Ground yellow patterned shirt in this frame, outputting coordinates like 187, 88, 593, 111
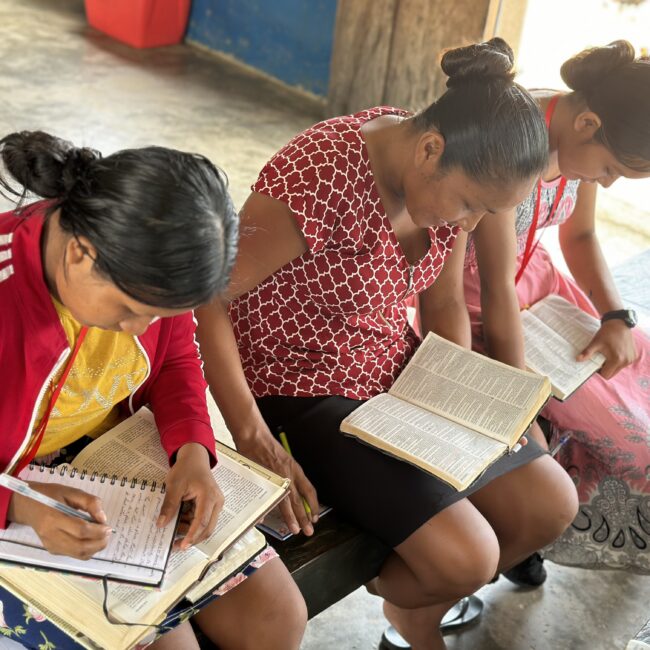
34, 300, 149, 458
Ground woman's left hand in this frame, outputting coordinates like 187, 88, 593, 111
157, 442, 224, 550
577, 319, 637, 379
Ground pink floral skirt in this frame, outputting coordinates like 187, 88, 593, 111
464, 244, 650, 573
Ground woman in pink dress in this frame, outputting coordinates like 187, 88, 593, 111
463, 41, 650, 578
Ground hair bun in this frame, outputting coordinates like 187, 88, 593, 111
62, 146, 101, 195
442, 37, 515, 88
1, 131, 77, 199
561, 40, 635, 92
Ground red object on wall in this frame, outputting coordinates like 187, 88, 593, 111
84, 0, 191, 49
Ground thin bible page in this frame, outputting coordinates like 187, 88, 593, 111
341, 393, 507, 488
529, 294, 601, 351
195, 451, 284, 558
390, 334, 546, 443
522, 308, 602, 397
69, 408, 169, 483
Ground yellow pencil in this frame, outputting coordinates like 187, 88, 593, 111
278, 431, 313, 517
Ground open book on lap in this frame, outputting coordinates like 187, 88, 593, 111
522, 294, 605, 401
0, 408, 289, 650
340, 333, 551, 491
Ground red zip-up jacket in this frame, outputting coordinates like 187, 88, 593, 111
0, 204, 217, 527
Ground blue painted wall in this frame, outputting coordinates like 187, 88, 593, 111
186, 0, 337, 96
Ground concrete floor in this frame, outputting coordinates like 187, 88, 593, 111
0, 1, 648, 649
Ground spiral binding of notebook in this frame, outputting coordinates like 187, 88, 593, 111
27, 462, 166, 493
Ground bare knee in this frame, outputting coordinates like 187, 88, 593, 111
404, 510, 500, 600
431, 528, 500, 597
519, 458, 579, 548
237, 574, 307, 650
195, 559, 307, 650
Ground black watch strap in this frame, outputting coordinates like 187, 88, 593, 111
600, 309, 638, 328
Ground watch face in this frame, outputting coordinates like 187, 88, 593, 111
626, 310, 638, 327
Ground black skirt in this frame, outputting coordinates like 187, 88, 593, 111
256, 394, 545, 548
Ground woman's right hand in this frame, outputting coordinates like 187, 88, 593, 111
236, 424, 319, 537
8, 482, 112, 560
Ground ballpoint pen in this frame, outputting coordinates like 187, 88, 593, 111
0, 473, 111, 529
550, 434, 572, 457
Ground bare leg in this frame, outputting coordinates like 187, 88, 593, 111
193, 558, 307, 650
369, 499, 499, 650
468, 455, 578, 573
373, 456, 577, 650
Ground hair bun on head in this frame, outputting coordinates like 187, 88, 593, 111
561, 40, 635, 92
0, 130, 100, 200
442, 37, 515, 88
62, 146, 101, 195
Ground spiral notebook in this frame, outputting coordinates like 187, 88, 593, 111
0, 463, 178, 586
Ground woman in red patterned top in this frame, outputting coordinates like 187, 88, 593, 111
197, 39, 578, 649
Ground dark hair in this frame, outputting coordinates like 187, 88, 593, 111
0, 131, 238, 308
560, 40, 650, 172
412, 38, 548, 184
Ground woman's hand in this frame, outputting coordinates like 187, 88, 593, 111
577, 319, 637, 379
8, 482, 112, 560
236, 424, 319, 537
158, 443, 224, 550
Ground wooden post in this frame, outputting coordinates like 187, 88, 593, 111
326, 0, 398, 117
327, 0, 529, 116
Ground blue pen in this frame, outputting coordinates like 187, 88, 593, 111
550, 434, 572, 457
0, 473, 110, 529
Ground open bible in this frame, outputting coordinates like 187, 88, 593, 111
521, 294, 605, 400
340, 333, 551, 490
0, 408, 289, 650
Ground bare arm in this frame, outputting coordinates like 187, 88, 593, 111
473, 210, 527, 369
196, 192, 318, 535
472, 212, 543, 447
418, 230, 471, 348
558, 182, 622, 314
558, 182, 637, 378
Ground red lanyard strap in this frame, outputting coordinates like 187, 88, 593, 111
515, 95, 567, 286
15, 326, 89, 475
515, 176, 567, 285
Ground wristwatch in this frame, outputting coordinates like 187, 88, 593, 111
600, 309, 638, 328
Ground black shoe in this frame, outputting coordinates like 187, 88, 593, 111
378, 596, 484, 649
502, 552, 547, 587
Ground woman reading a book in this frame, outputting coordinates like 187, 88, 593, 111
0, 132, 306, 650
461, 41, 650, 580
196, 39, 579, 650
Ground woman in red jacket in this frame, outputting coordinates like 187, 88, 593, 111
0, 131, 306, 650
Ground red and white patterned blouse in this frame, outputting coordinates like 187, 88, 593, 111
230, 107, 459, 400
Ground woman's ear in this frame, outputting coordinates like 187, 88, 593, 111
415, 131, 445, 171
64, 235, 97, 271
573, 111, 602, 140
